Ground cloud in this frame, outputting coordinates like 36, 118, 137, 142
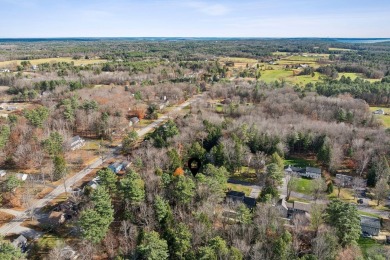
187, 1, 230, 16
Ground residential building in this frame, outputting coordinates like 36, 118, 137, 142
129, 117, 140, 127
12, 235, 27, 252
70, 136, 85, 151
226, 190, 257, 210
361, 216, 381, 236
0, 170, 6, 178
373, 109, 385, 115
336, 174, 354, 188
16, 173, 28, 181
277, 197, 312, 219
285, 165, 322, 179
108, 162, 123, 174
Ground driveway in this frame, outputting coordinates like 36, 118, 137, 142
227, 179, 261, 199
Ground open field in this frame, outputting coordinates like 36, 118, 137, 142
369, 106, 390, 128
0, 57, 107, 68
219, 57, 258, 64
226, 183, 252, 196
338, 72, 382, 83
294, 178, 314, 195
329, 47, 353, 51
284, 155, 318, 167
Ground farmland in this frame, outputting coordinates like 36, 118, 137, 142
0, 57, 106, 68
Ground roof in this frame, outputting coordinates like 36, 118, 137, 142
226, 190, 245, 198
244, 197, 257, 208
288, 201, 311, 212
360, 216, 381, 229
305, 167, 321, 174
130, 117, 140, 122
71, 135, 82, 144
0, 170, 6, 177
12, 235, 27, 247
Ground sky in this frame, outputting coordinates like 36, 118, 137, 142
0, 0, 389, 38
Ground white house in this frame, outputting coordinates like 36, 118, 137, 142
285, 165, 322, 179
70, 136, 85, 151
373, 109, 385, 115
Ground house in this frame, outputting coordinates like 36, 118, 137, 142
277, 197, 311, 219
0, 170, 6, 178
285, 165, 322, 179
70, 136, 85, 151
361, 216, 381, 236
286, 201, 311, 218
108, 162, 123, 174
12, 235, 27, 252
0, 69, 10, 73
129, 117, 140, 127
31, 65, 38, 71
373, 109, 385, 115
226, 190, 257, 209
336, 174, 354, 188
16, 173, 28, 181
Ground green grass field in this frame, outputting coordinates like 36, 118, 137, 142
357, 237, 380, 258
284, 156, 317, 167
294, 178, 314, 195
358, 210, 382, 219
226, 183, 252, 196
0, 57, 107, 67
369, 106, 390, 128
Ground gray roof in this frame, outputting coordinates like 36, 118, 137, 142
305, 167, 321, 174
71, 135, 82, 143
12, 235, 27, 247
360, 216, 381, 229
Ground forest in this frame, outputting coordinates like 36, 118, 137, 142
0, 38, 390, 259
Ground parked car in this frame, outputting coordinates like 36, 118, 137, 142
357, 198, 364, 204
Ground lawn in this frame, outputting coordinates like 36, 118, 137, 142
230, 167, 258, 183
226, 183, 252, 196
294, 178, 314, 195
259, 69, 292, 83
358, 210, 382, 219
369, 106, 390, 128
357, 237, 381, 258
284, 156, 317, 167
328, 188, 355, 201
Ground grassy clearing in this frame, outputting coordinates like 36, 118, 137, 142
260, 69, 292, 83
220, 57, 258, 64
230, 168, 258, 183
369, 106, 390, 128
358, 211, 382, 219
0, 57, 106, 67
357, 237, 379, 258
226, 183, 252, 196
329, 47, 353, 51
294, 178, 314, 195
328, 188, 355, 201
284, 156, 317, 167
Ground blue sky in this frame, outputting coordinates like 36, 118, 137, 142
0, 0, 389, 38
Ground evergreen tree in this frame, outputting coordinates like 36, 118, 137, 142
137, 231, 169, 260
324, 200, 361, 246
119, 170, 145, 206
97, 168, 117, 195
0, 236, 25, 260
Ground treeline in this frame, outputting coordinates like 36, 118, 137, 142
308, 77, 390, 105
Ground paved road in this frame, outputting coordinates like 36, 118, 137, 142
0, 93, 204, 237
